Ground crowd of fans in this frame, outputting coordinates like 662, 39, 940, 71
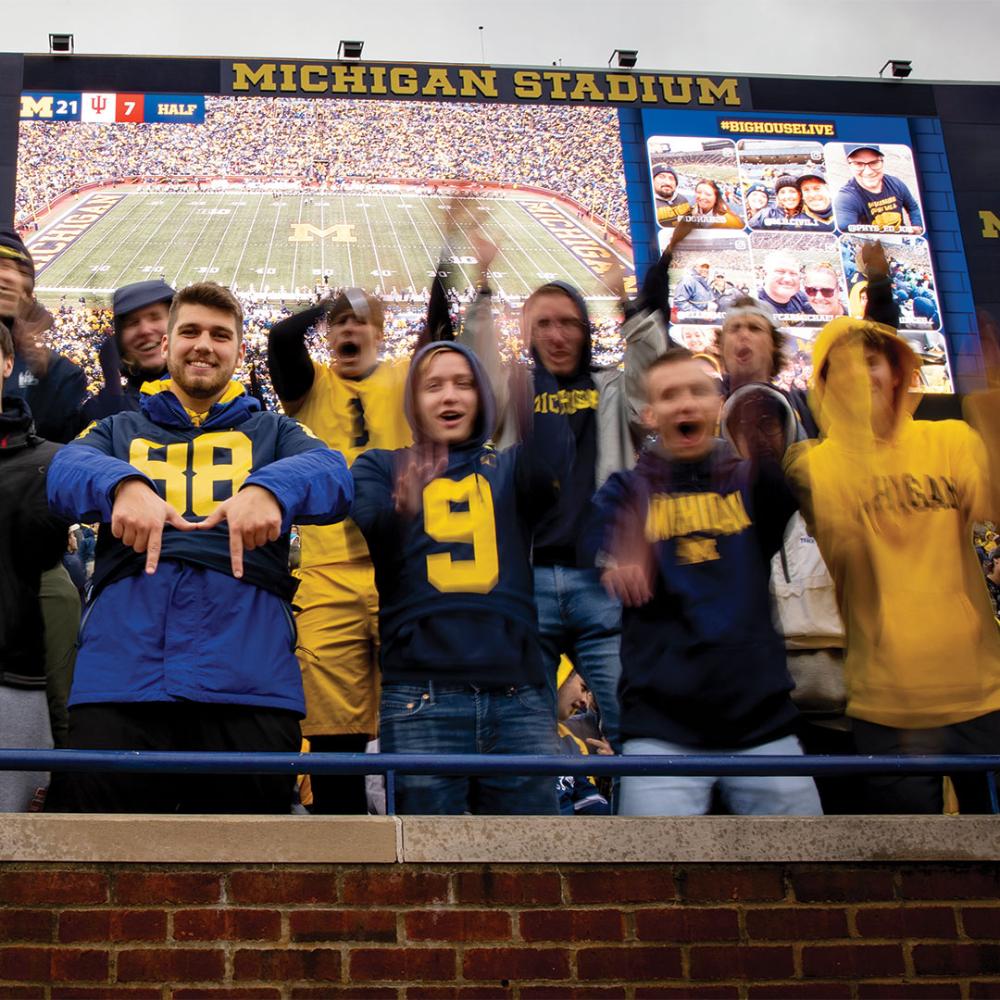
16, 97, 630, 234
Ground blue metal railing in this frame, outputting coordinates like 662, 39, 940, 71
1, 750, 998, 815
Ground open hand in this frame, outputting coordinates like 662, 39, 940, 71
393, 444, 448, 518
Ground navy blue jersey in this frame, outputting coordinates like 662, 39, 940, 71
589, 441, 799, 749
834, 175, 923, 231
49, 379, 352, 601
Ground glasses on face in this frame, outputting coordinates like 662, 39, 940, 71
535, 316, 587, 334
849, 158, 883, 172
804, 286, 838, 297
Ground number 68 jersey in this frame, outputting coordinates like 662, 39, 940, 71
351, 441, 562, 690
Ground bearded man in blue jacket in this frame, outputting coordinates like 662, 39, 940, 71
45, 282, 353, 814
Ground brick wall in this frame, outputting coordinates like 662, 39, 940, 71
2, 862, 999, 997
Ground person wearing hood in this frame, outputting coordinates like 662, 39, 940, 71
81, 280, 174, 423
44, 283, 354, 814
587, 347, 821, 816
0, 319, 69, 810
350, 340, 572, 815
0, 230, 86, 443
785, 317, 1000, 814
457, 233, 672, 749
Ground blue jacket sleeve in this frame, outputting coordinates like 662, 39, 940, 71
46, 418, 156, 522
243, 415, 353, 530
349, 450, 397, 542
833, 186, 862, 228
901, 179, 923, 228
581, 470, 632, 567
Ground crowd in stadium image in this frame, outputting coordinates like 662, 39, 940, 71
2, 199, 999, 820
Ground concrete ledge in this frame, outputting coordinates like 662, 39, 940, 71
0, 814, 400, 863
2, 814, 998, 864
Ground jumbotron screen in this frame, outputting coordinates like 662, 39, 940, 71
15, 92, 634, 407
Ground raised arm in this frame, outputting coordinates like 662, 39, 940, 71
266, 303, 325, 416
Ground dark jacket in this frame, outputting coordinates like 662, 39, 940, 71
7, 351, 87, 443
0, 397, 68, 687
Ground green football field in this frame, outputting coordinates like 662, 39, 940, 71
30, 189, 632, 304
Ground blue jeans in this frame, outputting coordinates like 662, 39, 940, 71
534, 565, 623, 746
379, 681, 558, 815
619, 734, 823, 816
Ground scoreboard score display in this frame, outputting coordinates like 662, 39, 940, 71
0, 53, 995, 395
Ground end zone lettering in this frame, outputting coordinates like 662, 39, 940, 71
27, 194, 126, 271
718, 118, 836, 137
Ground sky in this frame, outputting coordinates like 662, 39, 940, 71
3, 0, 1000, 83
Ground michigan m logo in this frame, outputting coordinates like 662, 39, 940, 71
979, 210, 1000, 239
20, 95, 53, 119
288, 223, 357, 244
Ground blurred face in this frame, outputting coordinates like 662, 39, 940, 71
415, 350, 479, 445
0, 344, 12, 400
776, 186, 801, 212
695, 182, 717, 213
165, 302, 245, 409
848, 151, 885, 193
800, 179, 831, 213
557, 672, 590, 722
721, 314, 775, 384
804, 269, 842, 316
764, 255, 801, 304
0, 258, 32, 321
643, 358, 722, 461
746, 189, 768, 214
653, 171, 677, 198
528, 291, 587, 377
728, 393, 787, 463
119, 302, 170, 375
326, 309, 382, 378
864, 344, 900, 431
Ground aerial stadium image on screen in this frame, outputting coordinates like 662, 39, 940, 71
15, 95, 634, 403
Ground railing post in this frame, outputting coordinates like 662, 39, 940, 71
386, 769, 396, 816
988, 771, 999, 815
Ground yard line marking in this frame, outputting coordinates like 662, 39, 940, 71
379, 192, 416, 293
229, 193, 266, 288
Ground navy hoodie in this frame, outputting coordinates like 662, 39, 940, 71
351, 341, 572, 687
588, 440, 799, 748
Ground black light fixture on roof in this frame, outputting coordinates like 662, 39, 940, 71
879, 59, 912, 79
338, 40, 364, 60
609, 48, 638, 69
48, 33, 74, 55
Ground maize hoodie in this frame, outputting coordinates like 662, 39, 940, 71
786, 317, 1000, 729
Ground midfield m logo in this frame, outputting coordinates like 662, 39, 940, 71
288, 223, 357, 243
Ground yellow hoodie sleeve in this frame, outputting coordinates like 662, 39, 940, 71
964, 388, 1000, 521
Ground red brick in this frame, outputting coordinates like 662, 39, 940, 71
405, 910, 510, 942
406, 991, 513, 1000
0, 989, 44, 999
791, 868, 895, 903
855, 906, 957, 939
635, 907, 739, 942
291, 989, 396, 999
0, 948, 52, 980
519, 909, 623, 943
577, 946, 683, 981
174, 908, 280, 941
117, 948, 225, 982
0, 909, 52, 941
228, 870, 338, 905
50, 948, 110, 982
970, 984, 1000, 999
748, 987, 851, 999
963, 906, 1000, 938
351, 948, 455, 982
0, 872, 108, 905
802, 944, 906, 979
342, 870, 450, 905
463, 948, 569, 982
454, 870, 560, 905
746, 905, 848, 940
59, 909, 167, 943
522, 990, 628, 1000
689, 944, 794, 981
857, 985, 962, 999
114, 872, 220, 905
565, 869, 675, 904
679, 866, 786, 903
898, 867, 1000, 901
639, 990, 739, 1000
173, 992, 282, 999
913, 943, 1000, 976
234, 948, 342, 982
54, 991, 161, 999
291, 909, 397, 943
